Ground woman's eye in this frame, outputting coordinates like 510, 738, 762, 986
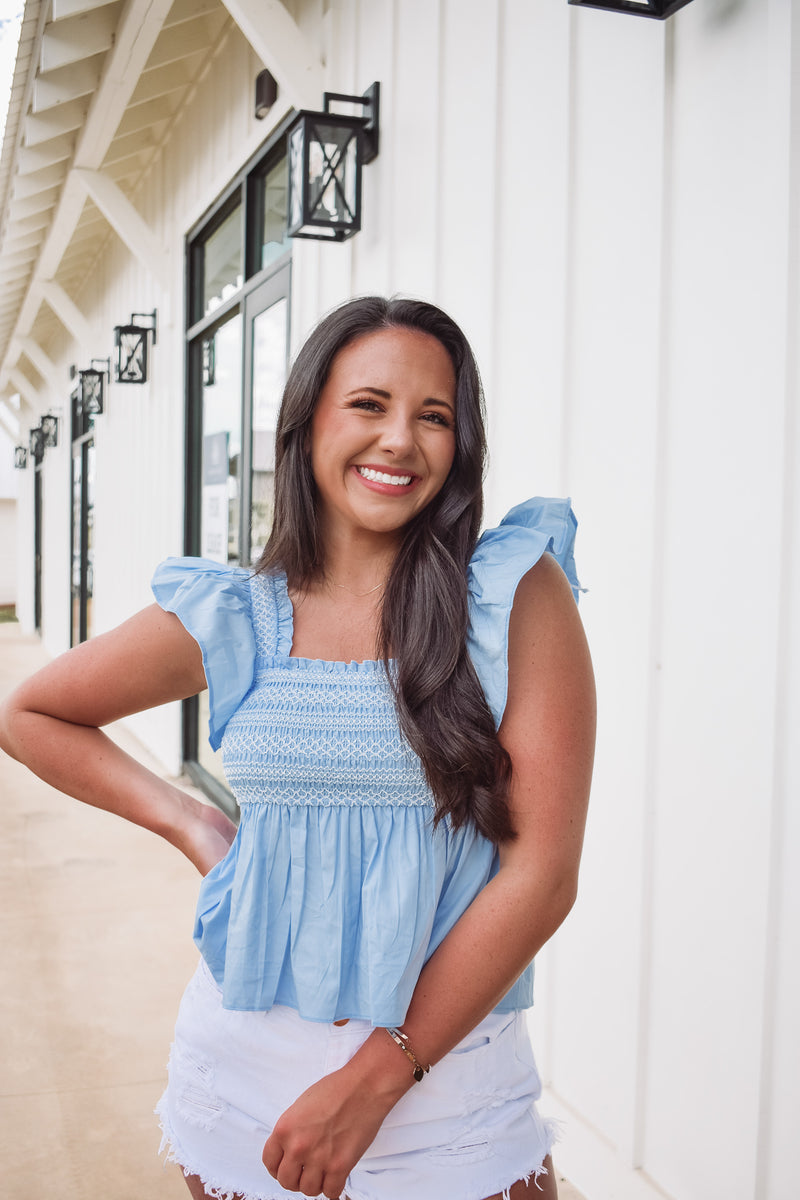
350, 398, 382, 412
421, 411, 451, 427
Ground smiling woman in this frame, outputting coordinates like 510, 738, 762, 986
0, 296, 595, 1200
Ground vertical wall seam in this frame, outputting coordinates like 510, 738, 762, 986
543, 7, 580, 1083
558, 10, 579, 497
386, 0, 398, 288
433, 0, 445, 298
632, 18, 675, 1172
348, 0, 360, 297
486, 0, 504, 516
755, 2, 796, 1196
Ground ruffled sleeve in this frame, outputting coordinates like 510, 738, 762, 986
151, 558, 255, 750
467, 497, 581, 728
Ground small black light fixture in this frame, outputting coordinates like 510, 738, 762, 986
80, 358, 111, 415
255, 68, 278, 120
29, 425, 45, 465
14, 445, 28, 469
286, 82, 380, 241
568, 0, 693, 15
113, 311, 157, 384
40, 412, 59, 448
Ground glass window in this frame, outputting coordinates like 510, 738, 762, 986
250, 296, 287, 561
70, 437, 94, 646
202, 204, 243, 316
200, 315, 243, 564
71, 450, 82, 642
260, 155, 291, 269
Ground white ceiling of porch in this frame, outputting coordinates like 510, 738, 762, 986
0, 0, 233, 408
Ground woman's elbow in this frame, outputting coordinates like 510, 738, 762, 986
542, 868, 579, 933
0, 697, 21, 760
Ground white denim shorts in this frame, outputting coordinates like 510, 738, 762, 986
156, 958, 557, 1200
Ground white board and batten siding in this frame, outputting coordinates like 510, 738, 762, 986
301, 5, 800, 1199
299, 6, 800, 1193
11, 1, 798, 1198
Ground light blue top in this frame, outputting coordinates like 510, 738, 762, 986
151, 496, 579, 1025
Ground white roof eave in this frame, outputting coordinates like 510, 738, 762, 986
0, 0, 324, 404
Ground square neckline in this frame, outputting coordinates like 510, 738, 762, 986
272, 570, 385, 669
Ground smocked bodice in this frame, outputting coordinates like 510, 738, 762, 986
223, 573, 430, 811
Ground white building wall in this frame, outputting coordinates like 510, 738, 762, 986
9, 1, 798, 1197
0, 425, 17, 607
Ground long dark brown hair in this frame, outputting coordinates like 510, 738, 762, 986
256, 297, 514, 843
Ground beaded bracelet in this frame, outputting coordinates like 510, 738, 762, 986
385, 1026, 431, 1082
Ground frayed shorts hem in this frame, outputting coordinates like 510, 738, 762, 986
156, 958, 559, 1200
157, 1111, 559, 1200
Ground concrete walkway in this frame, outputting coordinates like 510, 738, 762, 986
0, 622, 585, 1200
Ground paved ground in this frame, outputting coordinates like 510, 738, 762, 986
0, 621, 585, 1200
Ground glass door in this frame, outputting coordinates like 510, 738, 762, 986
182, 124, 291, 808
70, 439, 95, 645
243, 267, 290, 565
198, 312, 243, 566
33, 465, 42, 634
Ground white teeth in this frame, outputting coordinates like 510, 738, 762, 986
357, 467, 412, 486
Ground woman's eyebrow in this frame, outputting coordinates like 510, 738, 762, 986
345, 386, 391, 398
425, 397, 455, 414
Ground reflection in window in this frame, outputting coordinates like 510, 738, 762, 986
261, 155, 291, 269
250, 297, 288, 561
71, 452, 82, 641
203, 205, 243, 316
201, 315, 242, 563
70, 440, 95, 645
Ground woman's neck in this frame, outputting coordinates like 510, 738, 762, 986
315, 527, 400, 598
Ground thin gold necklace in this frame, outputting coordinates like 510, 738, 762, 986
330, 577, 386, 598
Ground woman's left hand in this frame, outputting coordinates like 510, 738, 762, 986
262, 1038, 410, 1199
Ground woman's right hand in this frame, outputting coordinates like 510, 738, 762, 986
175, 792, 238, 875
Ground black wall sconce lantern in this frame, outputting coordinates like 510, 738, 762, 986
40, 413, 59, 448
286, 82, 380, 241
255, 69, 278, 120
80, 358, 110, 415
29, 425, 45, 465
114, 310, 157, 384
568, 0, 693, 15
14, 445, 28, 469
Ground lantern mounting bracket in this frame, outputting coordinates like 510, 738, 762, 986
322, 83, 380, 164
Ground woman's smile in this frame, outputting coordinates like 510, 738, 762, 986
310, 326, 457, 542
353, 464, 416, 490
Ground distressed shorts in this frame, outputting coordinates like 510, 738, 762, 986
156, 958, 557, 1200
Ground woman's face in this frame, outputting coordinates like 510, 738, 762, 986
309, 327, 457, 545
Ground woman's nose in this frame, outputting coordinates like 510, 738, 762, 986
377, 413, 415, 455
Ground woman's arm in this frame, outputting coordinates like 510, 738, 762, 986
0, 604, 237, 874
263, 553, 596, 1199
